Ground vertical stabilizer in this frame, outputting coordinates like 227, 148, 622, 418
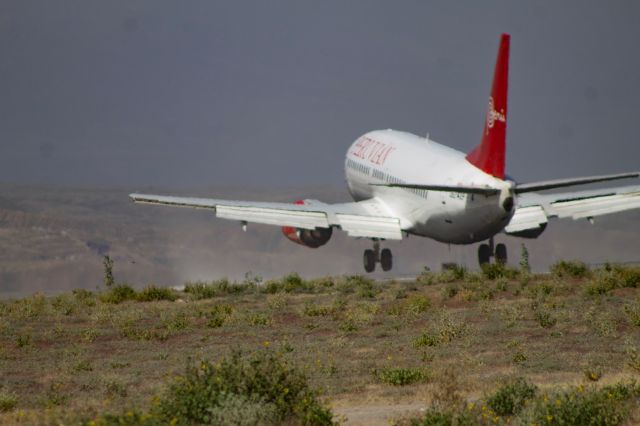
466, 33, 510, 180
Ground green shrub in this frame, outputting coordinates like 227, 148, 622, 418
519, 383, 639, 426
136, 285, 177, 302
205, 304, 234, 328
551, 260, 590, 279
100, 284, 137, 304
247, 313, 271, 326
263, 273, 311, 294
303, 302, 333, 317
0, 390, 18, 412
406, 294, 430, 315
336, 275, 377, 297
375, 367, 428, 386
185, 279, 252, 299
72, 289, 96, 306
184, 281, 218, 299
534, 309, 557, 328
481, 263, 519, 280
624, 299, 640, 326
485, 377, 537, 415
441, 285, 458, 300
156, 350, 334, 425
412, 333, 440, 348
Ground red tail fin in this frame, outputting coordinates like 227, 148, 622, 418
466, 33, 510, 180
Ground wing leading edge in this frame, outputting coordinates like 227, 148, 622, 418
505, 185, 640, 235
129, 193, 403, 240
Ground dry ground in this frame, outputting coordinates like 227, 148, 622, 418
1, 269, 640, 424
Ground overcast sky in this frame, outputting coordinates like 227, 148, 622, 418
1, 1, 639, 190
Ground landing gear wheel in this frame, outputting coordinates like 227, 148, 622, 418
363, 249, 376, 273
478, 244, 491, 266
495, 243, 507, 265
380, 248, 393, 272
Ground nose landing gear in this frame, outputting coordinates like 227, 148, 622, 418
363, 240, 393, 273
478, 237, 507, 266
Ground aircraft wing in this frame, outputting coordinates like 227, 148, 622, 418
129, 193, 403, 240
505, 185, 640, 235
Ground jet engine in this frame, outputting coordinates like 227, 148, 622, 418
282, 226, 332, 248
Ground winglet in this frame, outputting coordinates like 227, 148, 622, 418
466, 33, 510, 180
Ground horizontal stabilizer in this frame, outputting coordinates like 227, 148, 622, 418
371, 183, 500, 196
515, 172, 639, 194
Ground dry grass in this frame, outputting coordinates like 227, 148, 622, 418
1, 270, 639, 424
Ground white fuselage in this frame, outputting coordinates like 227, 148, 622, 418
345, 130, 515, 244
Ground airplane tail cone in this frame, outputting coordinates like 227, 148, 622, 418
466, 33, 510, 180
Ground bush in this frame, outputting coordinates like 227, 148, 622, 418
551, 260, 590, 279
406, 294, 430, 315
136, 285, 177, 302
184, 278, 253, 299
204, 304, 234, 328
485, 377, 537, 415
263, 273, 311, 294
100, 284, 137, 304
412, 333, 440, 348
0, 390, 18, 412
624, 299, 640, 326
303, 303, 333, 317
519, 383, 639, 426
534, 309, 557, 328
441, 285, 458, 300
375, 367, 428, 386
481, 263, 519, 280
336, 275, 377, 297
156, 350, 334, 425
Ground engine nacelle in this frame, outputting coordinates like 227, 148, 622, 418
282, 226, 332, 248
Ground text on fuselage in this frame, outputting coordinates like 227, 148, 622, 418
350, 137, 396, 166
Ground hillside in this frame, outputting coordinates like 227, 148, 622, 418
2, 183, 640, 297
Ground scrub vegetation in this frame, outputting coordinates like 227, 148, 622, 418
1, 261, 640, 424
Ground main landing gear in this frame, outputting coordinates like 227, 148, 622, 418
478, 237, 507, 266
363, 240, 393, 273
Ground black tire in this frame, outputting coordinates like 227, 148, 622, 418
495, 243, 507, 265
478, 243, 491, 266
363, 249, 376, 273
380, 248, 393, 272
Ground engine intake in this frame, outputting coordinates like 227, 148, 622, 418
282, 226, 332, 248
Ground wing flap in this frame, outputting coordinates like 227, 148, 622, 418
216, 205, 329, 228
130, 193, 404, 239
504, 205, 548, 233
548, 191, 640, 220
336, 214, 402, 240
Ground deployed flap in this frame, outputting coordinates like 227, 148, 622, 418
336, 215, 402, 240
504, 205, 548, 233
130, 193, 403, 240
546, 190, 640, 220
504, 185, 640, 235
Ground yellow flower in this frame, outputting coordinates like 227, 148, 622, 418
555, 398, 561, 406
263, 340, 270, 347
467, 402, 475, 411
547, 415, 553, 421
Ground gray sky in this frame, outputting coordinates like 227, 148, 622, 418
1, 1, 639, 189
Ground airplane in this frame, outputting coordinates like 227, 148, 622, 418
131, 33, 640, 273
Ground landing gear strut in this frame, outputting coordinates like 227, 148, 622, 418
478, 237, 507, 266
363, 240, 393, 273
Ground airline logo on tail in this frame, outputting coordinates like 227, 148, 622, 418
486, 96, 506, 135
465, 33, 510, 180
